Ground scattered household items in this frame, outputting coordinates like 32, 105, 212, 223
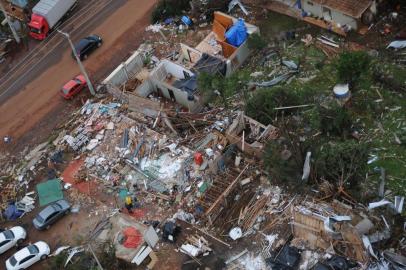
333, 84, 350, 99
387, 40, 406, 50
162, 220, 181, 243
180, 234, 212, 258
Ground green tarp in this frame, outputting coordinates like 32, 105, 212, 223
36, 179, 63, 206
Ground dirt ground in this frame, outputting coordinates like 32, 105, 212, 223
0, 0, 158, 156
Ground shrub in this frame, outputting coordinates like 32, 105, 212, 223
314, 141, 369, 188
263, 142, 302, 184
151, 0, 190, 23
336, 51, 371, 87
246, 87, 300, 125
315, 102, 352, 137
198, 71, 247, 108
247, 33, 267, 51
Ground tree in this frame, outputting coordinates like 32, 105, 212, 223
315, 102, 352, 137
336, 51, 371, 87
151, 0, 190, 23
314, 141, 369, 188
197, 71, 247, 108
247, 33, 267, 51
245, 87, 300, 125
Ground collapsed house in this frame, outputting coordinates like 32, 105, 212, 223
102, 12, 259, 113
180, 11, 259, 77
267, 0, 379, 35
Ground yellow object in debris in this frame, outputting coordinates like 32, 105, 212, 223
125, 196, 132, 205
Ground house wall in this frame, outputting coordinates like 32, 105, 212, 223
103, 50, 144, 87
136, 79, 155, 97
301, 0, 358, 29
150, 60, 202, 113
225, 39, 251, 76
181, 12, 259, 77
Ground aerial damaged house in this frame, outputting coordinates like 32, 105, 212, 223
268, 0, 378, 35
301, 0, 376, 31
102, 12, 259, 113
180, 11, 259, 77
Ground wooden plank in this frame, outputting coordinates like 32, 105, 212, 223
205, 165, 249, 215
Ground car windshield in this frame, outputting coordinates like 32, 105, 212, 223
36, 214, 45, 223
28, 244, 39, 254
75, 39, 89, 52
62, 88, 70, 95
53, 203, 62, 211
9, 256, 17, 266
3, 230, 14, 239
30, 27, 41, 34
74, 78, 83, 84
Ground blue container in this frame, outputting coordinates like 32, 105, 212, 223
181, 16, 192, 26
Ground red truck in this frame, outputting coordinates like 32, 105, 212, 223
28, 0, 77, 40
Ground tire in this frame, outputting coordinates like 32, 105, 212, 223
46, 225, 51, 230
83, 54, 88, 60
41, 254, 47, 260
97, 42, 102, 47
17, 239, 24, 245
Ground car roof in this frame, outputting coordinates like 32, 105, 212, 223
38, 205, 56, 218
63, 79, 79, 90
75, 39, 91, 51
13, 246, 32, 261
0, 232, 6, 242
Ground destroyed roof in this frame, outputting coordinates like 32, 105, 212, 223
172, 76, 198, 94
193, 53, 227, 76
310, 0, 372, 18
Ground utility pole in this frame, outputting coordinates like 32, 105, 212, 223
57, 30, 95, 95
0, 1, 21, 43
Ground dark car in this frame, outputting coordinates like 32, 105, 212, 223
72, 35, 102, 60
33, 200, 71, 230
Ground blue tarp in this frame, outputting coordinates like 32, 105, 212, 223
225, 19, 248, 47
4, 203, 23, 221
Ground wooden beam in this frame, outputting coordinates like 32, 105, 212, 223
205, 165, 249, 215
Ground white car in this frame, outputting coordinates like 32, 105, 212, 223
5, 241, 50, 270
0, 226, 27, 254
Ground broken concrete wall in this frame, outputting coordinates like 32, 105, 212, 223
135, 79, 155, 98
180, 43, 203, 64
181, 12, 259, 77
150, 60, 202, 113
103, 50, 145, 87
216, 12, 259, 76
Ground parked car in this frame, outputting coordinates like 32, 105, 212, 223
5, 241, 50, 270
0, 227, 27, 255
72, 34, 102, 60
33, 199, 71, 230
60, 74, 86, 99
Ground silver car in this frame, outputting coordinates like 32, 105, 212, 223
33, 199, 71, 230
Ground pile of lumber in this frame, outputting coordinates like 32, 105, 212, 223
238, 195, 268, 231
181, 234, 212, 257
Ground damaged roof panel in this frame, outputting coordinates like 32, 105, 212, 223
311, 0, 373, 18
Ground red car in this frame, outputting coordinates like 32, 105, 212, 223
60, 75, 86, 99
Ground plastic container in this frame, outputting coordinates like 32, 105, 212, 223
194, 152, 203, 165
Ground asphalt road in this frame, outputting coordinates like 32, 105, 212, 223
0, 0, 123, 104
0, 0, 157, 149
